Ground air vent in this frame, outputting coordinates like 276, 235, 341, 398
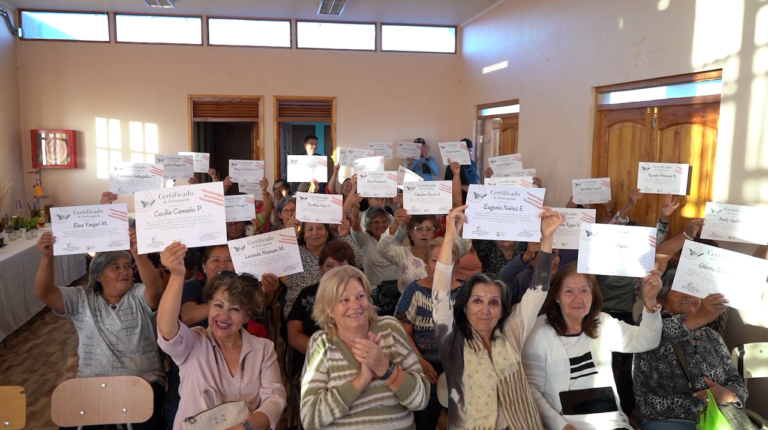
144, 0, 174, 8
318, 0, 347, 16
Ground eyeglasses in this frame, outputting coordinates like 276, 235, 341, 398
281, 208, 296, 215
413, 226, 435, 233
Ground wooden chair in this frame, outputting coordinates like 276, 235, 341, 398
51, 376, 153, 430
0, 386, 26, 429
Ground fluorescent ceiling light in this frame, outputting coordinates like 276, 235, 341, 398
144, 0, 174, 8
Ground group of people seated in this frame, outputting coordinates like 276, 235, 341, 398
32, 135, 766, 430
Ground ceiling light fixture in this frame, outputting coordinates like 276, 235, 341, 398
318, 0, 347, 16
144, 0, 175, 8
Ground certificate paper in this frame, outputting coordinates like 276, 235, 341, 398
229, 230, 304, 280
178, 152, 210, 173
493, 167, 537, 178
287, 155, 328, 183
225, 194, 256, 222
51, 204, 130, 256
403, 181, 452, 215
673, 240, 768, 310
295, 192, 343, 224
484, 176, 534, 188
637, 162, 690, 195
368, 142, 394, 159
358, 171, 398, 197
572, 178, 612, 204
488, 154, 523, 174
550, 208, 596, 250
396, 141, 422, 159
109, 162, 164, 195
154, 154, 194, 180
577, 224, 657, 277
397, 165, 424, 186
700, 202, 768, 245
134, 182, 227, 254
353, 156, 385, 173
338, 148, 374, 167
463, 185, 545, 241
438, 141, 471, 165
229, 160, 265, 183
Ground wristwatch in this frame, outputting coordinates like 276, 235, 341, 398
242, 421, 253, 430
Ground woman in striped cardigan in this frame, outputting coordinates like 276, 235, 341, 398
300, 265, 429, 430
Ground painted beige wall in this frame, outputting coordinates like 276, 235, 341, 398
0, 2, 23, 218
461, 0, 768, 413
16, 42, 461, 211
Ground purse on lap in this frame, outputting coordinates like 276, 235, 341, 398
182, 387, 251, 430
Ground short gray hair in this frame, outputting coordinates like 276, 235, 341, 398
363, 206, 392, 230
88, 251, 132, 293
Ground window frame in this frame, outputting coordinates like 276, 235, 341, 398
380, 23, 457, 55
205, 16, 293, 49
114, 12, 204, 46
18, 9, 112, 43
295, 20, 378, 52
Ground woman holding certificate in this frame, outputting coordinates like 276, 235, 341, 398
521, 263, 664, 430
432, 206, 564, 430
157, 242, 286, 430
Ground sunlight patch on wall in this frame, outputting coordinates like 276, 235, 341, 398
691, 0, 743, 67
712, 101, 736, 202
744, 77, 768, 171
755, 4, 768, 46
482, 60, 508, 74
96, 118, 159, 178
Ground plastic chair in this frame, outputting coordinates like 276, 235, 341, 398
731, 343, 768, 428
0, 386, 26, 429
51, 375, 153, 430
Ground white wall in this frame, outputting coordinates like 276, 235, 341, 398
0, 2, 23, 219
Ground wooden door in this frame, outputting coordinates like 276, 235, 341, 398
499, 116, 519, 155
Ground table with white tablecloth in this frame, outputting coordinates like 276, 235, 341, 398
0, 228, 87, 341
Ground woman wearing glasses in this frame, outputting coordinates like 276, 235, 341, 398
274, 196, 299, 232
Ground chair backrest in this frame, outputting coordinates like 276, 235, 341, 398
0, 386, 26, 429
732, 343, 768, 379
51, 376, 153, 427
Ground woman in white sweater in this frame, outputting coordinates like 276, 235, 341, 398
522, 263, 663, 430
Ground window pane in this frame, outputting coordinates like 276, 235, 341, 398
116, 15, 202, 44
599, 79, 723, 104
209, 19, 290, 47
297, 21, 375, 50
21, 11, 109, 41
382, 25, 456, 53
480, 104, 520, 116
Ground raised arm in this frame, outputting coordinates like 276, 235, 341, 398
328, 164, 340, 195
100, 191, 118, 205
654, 219, 704, 273
605, 271, 663, 353
432, 206, 466, 337
33, 232, 64, 314
254, 177, 273, 230
156, 242, 188, 341
131, 228, 164, 310
377, 209, 410, 267
613, 188, 642, 223
449, 160, 463, 208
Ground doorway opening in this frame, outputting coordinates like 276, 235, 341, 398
475, 99, 520, 177
273, 96, 336, 181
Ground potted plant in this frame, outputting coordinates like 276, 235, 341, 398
24, 217, 39, 239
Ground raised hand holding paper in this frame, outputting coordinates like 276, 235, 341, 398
572, 178, 612, 204
488, 154, 523, 174
357, 171, 397, 197
178, 152, 210, 173
637, 162, 689, 195
551, 208, 596, 249
493, 167, 536, 178
109, 162, 164, 195
700, 202, 768, 245
368, 142, 393, 159
403, 181, 452, 215
51, 204, 130, 256
134, 182, 227, 254
154, 154, 194, 180
672, 240, 768, 310
286, 155, 328, 183
228, 160, 265, 183
396, 141, 422, 159
463, 185, 544, 241
485, 176, 534, 187
353, 156, 385, 173
577, 223, 657, 277
438, 142, 471, 165
229, 230, 304, 280
295, 192, 343, 224
397, 165, 423, 186
225, 194, 256, 222
338, 148, 374, 167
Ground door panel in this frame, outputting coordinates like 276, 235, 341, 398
499, 116, 519, 156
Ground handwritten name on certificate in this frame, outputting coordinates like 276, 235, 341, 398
463, 185, 544, 241
673, 241, 768, 310
178, 152, 210, 173
353, 156, 385, 173
572, 178, 612, 204
296, 192, 343, 224
154, 154, 194, 180
338, 148, 374, 167
438, 142, 471, 165
396, 141, 422, 159
358, 171, 398, 197
397, 165, 423, 186
701, 202, 768, 245
637, 162, 690, 195
110, 162, 164, 195
229, 160, 265, 183
229, 230, 304, 280
551, 208, 596, 250
134, 182, 227, 254
403, 181, 452, 215
485, 176, 534, 188
51, 204, 130, 256
494, 167, 537, 178
225, 194, 256, 222
368, 142, 393, 159
577, 224, 657, 277
287, 155, 328, 183
488, 154, 523, 174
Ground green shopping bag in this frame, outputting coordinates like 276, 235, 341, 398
696, 389, 733, 430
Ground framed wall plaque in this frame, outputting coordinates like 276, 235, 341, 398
31, 129, 77, 169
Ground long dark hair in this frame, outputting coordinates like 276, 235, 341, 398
542, 262, 603, 338
453, 272, 514, 340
